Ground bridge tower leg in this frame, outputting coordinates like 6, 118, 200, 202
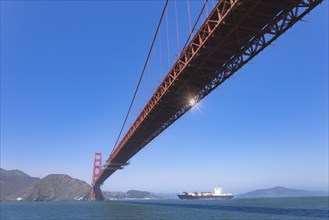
91, 152, 104, 201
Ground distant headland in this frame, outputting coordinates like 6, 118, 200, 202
237, 186, 328, 198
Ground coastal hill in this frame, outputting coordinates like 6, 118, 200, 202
20, 174, 91, 201
1, 168, 91, 201
1, 168, 174, 201
238, 186, 328, 198
0, 168, 40, 199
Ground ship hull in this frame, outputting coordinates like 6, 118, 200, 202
178, 194, 233, 200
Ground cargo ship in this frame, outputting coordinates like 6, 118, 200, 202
178, 186, 233, 200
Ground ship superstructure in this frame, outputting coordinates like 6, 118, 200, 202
178, 186, 233, 200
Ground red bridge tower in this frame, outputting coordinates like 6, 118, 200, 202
91, 152, 104, 200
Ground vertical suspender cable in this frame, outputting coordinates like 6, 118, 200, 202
187, 0, 192, 33
174, 0, 180, 50
110, 0, 169, 156
182, 0, 208, 51
159, 28, 163, 81
205, 0, 209, 17
148, 50, 151, 99
152, 46, 158, 87
165, 7, 171, 69
147, 56, 150, 105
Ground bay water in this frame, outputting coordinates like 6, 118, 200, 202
1, 196, 328, 219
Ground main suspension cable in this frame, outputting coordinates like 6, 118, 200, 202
110, 0, 169, 156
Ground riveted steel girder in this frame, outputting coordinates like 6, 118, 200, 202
94, 0, 322, 190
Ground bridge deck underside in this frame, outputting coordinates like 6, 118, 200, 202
113, 1, 285, 162
94, 0, 321, 186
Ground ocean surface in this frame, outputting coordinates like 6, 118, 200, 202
1, 196, 328, 220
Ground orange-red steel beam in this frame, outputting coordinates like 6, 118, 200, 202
92, 0, 322, 199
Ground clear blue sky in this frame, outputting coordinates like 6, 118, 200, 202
1, 1, 328, 194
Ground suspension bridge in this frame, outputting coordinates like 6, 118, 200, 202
90, 0, 322, 200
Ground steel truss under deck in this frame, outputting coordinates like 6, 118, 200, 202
92, 0, 322, 199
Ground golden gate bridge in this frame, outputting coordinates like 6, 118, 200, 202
90, 0, 323, 200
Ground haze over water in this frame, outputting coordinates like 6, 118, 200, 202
1, 197, 328, 220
